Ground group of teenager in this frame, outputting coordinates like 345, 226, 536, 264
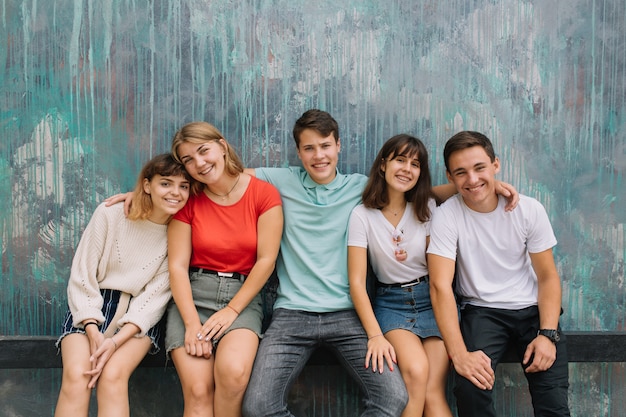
54, 109, 570, 417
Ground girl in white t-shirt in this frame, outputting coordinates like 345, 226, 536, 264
348, 134, 452, 417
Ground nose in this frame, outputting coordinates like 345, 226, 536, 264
466, 170, 479, 183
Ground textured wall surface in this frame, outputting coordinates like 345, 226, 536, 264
1, 0, 625, 416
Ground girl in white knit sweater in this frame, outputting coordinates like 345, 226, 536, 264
54, 153, 191, 417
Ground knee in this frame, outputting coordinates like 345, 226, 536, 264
97, 366, 130, 395
59, 366, 90, 395
184, 380, 214, 406
215, 361, 252, 394
400, 361, 429, 387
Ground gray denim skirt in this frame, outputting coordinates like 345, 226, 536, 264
165, 269, 263, 354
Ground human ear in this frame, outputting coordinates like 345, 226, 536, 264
143, 178, 151, 194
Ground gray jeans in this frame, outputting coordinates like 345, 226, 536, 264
242, 308, 408, 417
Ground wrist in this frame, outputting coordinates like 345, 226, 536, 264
537, 329, 561, 343
226, 304, 240, 315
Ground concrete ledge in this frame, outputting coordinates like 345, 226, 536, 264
1, 331, 625, 369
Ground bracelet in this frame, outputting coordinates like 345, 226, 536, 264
84, 322, 99, 329
110, 338, 118, 350
368, 333, 383, 340
226, 304, 240, 315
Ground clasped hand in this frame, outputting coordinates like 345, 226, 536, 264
185, 306, 238, 358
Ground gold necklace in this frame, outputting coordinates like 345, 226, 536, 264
383, 203, 406, 217
206, 174, 240, 200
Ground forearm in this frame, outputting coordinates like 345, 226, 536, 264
351, 285, 383, 338
227, 258, 275, 313
537, 277, 563, 329
430, 285, 467, 360
111, 323, 141, 347
170, 271, 201, 327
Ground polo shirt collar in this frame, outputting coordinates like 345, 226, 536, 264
302, 169, 343, 190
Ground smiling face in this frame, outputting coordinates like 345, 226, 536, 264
446, 145, 501, 213
382, 150, 421, 195
176, 139, 226, 186
143, 174, 190, 224
296, 128, 340, 185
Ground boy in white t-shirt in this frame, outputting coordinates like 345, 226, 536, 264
427, 131, 570, 417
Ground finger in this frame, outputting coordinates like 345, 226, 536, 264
377, 355, 385, 374
384, 353, 394, 372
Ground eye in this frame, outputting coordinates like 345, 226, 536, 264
181, 183, 190, 190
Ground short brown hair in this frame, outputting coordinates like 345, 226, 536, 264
292, 109, 339, 147
443, 131, 496, 173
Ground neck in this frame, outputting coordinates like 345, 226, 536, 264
206, 174, 240, 198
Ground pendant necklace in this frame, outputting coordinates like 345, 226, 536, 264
206, 174, 241, 201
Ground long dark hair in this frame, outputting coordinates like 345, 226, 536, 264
361, 134, 434, 222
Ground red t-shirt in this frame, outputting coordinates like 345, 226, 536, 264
173, 176, 282, 275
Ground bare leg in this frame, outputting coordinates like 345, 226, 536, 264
96, 336, 151, 417
54, 334, 93, 417
422, 337, 453, 417
385, 329, 429, 417
171, 345, 216, 417
213, 329, 259, 417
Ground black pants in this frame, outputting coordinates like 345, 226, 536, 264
455, 305, 570, 417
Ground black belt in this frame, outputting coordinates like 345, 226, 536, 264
377, 275, 428, 288
189, 267, 246, 281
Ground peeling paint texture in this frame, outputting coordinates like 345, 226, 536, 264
1, 1, 624, 416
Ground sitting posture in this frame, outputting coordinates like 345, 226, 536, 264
427, 131, 570, 417
55, 154, 191, 417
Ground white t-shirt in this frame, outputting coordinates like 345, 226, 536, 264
427, 194, 557, 309
348, 199, 436, 285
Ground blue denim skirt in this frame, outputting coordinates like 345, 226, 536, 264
56, 289, 161, 354
374, 279, 442, 339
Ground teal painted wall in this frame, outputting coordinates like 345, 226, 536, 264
1, 0, 624, 415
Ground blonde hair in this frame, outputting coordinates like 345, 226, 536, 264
127, 153, 191, 221
171, 121, 244, 195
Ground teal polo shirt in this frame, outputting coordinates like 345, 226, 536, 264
256, 167, 367, 312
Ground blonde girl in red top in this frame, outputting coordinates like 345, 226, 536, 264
166, 122, 283, 417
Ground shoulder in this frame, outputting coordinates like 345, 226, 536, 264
513, 194, 549, 217
248, 175, 282, 203
250, 174, 280, 193
92, 201, 126, 222
254, 166, 297, 182
435, 194, 463, 213
340, 172, 368, 186
350, 203, 371, 217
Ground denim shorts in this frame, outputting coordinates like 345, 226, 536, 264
374, 279, 442, 339
165, 269, 263, 354
56, 289, 161, 354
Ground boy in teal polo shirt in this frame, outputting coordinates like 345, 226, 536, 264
242, 109, 408, 416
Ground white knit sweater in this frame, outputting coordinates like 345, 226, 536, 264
67, 202, 171, 336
